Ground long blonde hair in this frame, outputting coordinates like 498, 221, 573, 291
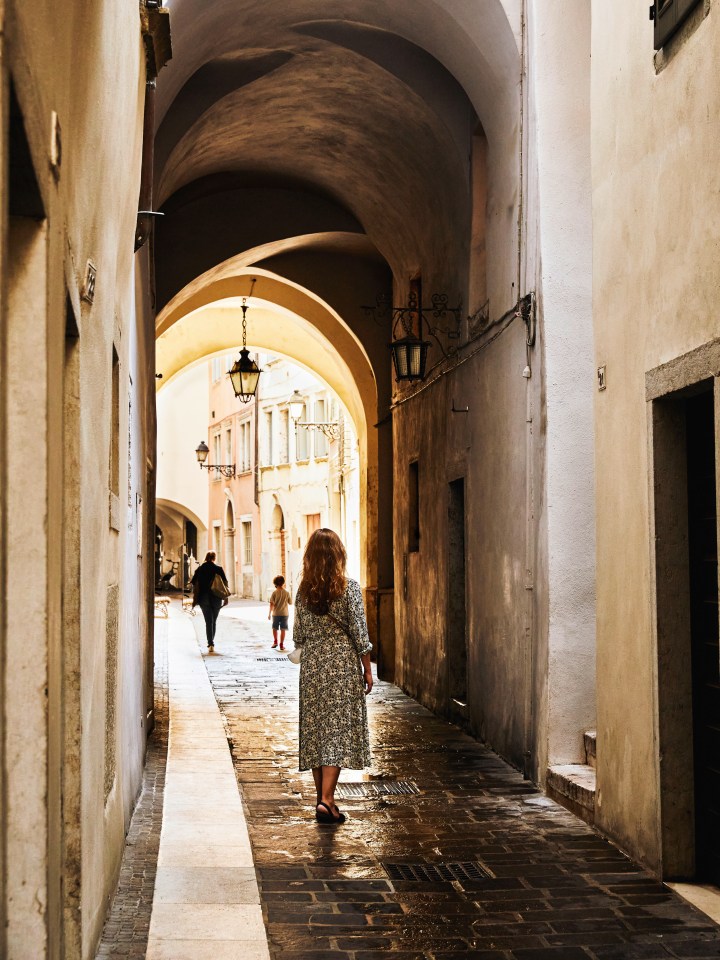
298, 529, 346, 614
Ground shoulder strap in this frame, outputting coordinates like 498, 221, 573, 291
326, 611, 351, 639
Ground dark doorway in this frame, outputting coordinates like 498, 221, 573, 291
408, 460, 420, 553
184, 520, 197, 591
9, 82, 44, 220
447, 478, 467, 716
686, 389, 720, 883
186, 520, 197, 560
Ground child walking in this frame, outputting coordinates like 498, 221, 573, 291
268, 575, 292, 650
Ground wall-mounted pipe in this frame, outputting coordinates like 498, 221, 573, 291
135, 80, 158, 252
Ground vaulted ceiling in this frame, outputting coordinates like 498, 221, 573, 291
156, 0, 519, 280
154, 0, 520, 409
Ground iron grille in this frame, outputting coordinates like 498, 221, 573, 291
256, 657, 288, 662
383, 861, 492, 882
335, 781, 420, 799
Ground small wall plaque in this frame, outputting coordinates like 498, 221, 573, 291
82, 260, 97, 303
597, 365, 607, 391
49, 111, 62, 179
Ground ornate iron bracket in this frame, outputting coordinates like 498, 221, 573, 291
295, 421, 341, 441
200, 464, 236, 478
362, 291, 464, 360
517, 292, 536, 347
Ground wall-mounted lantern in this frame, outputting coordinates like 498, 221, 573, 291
195, 441, 235, 478
390, 335, 430, 382
287, 390, 341, 441
363, 290, 461, 383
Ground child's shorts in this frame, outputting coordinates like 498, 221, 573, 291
272, 615, 289, 630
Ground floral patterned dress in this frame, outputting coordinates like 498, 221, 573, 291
293, 578, 372, 771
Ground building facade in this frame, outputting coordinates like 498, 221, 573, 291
156, 361, 210, 587
592, 0, 720, 881
206, 351, 262, 596
255, 354, 361, 600
202, 351, 360, 600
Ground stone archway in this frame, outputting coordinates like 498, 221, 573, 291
155, 268, 386, 622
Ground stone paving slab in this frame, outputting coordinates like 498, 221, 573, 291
201, 601, 720, 960
146, 607, 270, 958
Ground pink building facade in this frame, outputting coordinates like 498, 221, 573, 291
206, 355, 261, 597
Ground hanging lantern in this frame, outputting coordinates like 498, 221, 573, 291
229, 348, 261, 403
228, 280, 262, 403
390, 334, 430, 382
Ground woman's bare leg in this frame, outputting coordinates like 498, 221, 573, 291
312, 767, 322, 802
320, 765, 341, 812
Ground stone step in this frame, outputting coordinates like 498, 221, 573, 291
547, 764, 596, 825
584, 729, 597, 768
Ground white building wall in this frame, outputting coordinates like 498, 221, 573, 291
156, 362, 210, 546
525, 0, 597, 774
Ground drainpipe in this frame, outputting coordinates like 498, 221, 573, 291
135, 79, 158, 252
136, 0, 171, 250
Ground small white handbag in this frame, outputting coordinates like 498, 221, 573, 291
287, 646, 302, 664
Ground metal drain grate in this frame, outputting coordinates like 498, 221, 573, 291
335, 781, 420, 799
383, 861, 491, 882
256, 657, 288, 662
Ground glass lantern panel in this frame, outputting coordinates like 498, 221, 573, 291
395, 344, 409, 379
408, 342, 422, 377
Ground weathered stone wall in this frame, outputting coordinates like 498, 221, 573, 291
393, 320, 533, 769
391, 2, 596, 786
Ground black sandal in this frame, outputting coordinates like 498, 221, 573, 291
315, 801, 346, 824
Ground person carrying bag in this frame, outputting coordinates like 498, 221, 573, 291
191, 551, 230, 652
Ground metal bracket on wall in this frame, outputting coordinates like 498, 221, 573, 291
518, 292, 536, 347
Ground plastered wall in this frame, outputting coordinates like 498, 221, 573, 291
157, 360, 210, 536
391, 2, 596, 785
0, 2, 152, 956
393, 321, 534, 768
592, 0, 720, 871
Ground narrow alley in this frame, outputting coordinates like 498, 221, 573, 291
97, 603, 720, 960
7, 2, 720, 956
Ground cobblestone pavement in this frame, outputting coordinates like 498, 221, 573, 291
197, 601, 720, 960
95, 619, 169, 959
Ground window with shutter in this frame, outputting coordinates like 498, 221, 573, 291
296, 404, 309, 460
653, 0, 702, 49
279, 410, 289, 463
314, 400, 329, 458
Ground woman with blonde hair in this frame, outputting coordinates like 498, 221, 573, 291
292, 528, 373, 823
